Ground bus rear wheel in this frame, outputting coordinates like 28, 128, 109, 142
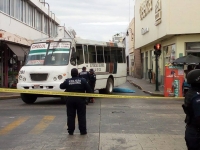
21, 93, 37, 104
105, 78, 114, 94
99, 78, 114, 94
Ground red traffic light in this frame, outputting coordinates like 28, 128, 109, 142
154, 44, 161, 50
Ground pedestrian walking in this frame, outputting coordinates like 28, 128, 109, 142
60, 68, 91, 135
182, 69, 200, 149
89, 68, 96, 103
79, 66, 90, 104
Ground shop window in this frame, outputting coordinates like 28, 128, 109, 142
186, 42, 200, 50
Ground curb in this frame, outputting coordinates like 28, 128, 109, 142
0, 95, 20, 100
127, 80, 164, 97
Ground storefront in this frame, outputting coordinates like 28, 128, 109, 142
0, 31, 32, 88
134, 0, 200, 85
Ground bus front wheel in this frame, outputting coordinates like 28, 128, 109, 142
21, 93, 37, 104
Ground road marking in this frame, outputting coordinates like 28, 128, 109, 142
29, 116, 55, 134
0, 116, 29, 135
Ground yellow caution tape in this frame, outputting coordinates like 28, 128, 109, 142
0, 88, 184, 99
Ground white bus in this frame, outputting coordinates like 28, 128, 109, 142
17, 37, 127, 104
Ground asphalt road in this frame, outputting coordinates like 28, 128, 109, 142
0, 82, 187, 150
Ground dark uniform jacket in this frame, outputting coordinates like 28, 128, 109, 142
89, 73, 96, 87
79, 71, 90, 82
184, 87, 200, 127
60, 77, 91, 100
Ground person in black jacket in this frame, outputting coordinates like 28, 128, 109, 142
60, 68, 91, 135
79, 66, 90, 104
182, 69, 200, 149
89, 68, 96, 103
79, 66, 90, 82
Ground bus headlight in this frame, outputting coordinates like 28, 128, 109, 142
58, 75, 63, 80
53, 77, 57, 81
19, 75, 22, 80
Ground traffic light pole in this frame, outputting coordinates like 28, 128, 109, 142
155, 54, 159, 91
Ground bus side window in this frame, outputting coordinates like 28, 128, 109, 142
76, 44, 84, 65
70, 47, 76, 66
84, 45, 88, 63
96, 46, 104, 63
122, 48, 126, 63
110, 47, 117, 62
88, 45, 96, 63
117, 47, 123, 63
104, 47, 110, 63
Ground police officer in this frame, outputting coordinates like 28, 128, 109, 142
60, 68, 91, 135
89, 68, 96, 103
79, 66, 90, 104
182, 69, 200, 149
79, 66, 90, 82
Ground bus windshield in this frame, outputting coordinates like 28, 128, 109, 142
25, 42, 71, 66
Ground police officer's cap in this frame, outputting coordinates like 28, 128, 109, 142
187, 69, 200, 84
71, 68, 78, 77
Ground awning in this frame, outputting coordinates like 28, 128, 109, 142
7, 43, 25, 61
21, 47, 30, 55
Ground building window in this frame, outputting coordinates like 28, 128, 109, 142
44, 15, 48, 34
0, 0, 3, 11
4, 0, 10, 15
10, 0, 14, 17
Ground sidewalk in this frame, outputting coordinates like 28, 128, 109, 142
127, 76, 164, 96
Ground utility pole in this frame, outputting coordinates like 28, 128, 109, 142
154, 44, 161, 91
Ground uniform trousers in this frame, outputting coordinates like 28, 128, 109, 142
66, 98, 86, 133
185, 126, 200, 150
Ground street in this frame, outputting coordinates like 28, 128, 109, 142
0, 82, 186, 150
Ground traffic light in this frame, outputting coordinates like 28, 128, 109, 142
154, 44, 161, 56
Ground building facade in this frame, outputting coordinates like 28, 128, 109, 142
134, 0, 200, 84
127, 19, 135, 76
0, 0, 60, 87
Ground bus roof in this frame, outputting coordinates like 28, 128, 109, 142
75, 37, 124, 48
33, 37, 124, 48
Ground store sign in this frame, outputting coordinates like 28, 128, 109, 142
139, 0, 153, 20
155, 0, 162, 26
141, 27, 149, 35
